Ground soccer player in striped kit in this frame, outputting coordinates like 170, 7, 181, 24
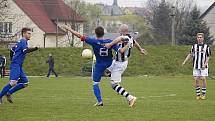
182, 33, 211, 100
105, 24, 147, 107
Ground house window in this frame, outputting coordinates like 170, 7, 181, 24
0, 22, 3, 33
0, 22, 12, 34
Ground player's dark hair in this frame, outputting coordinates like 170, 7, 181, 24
95, 26, 104, 38
21, 27, 31, 36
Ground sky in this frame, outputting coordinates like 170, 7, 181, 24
83, 0, 214, 11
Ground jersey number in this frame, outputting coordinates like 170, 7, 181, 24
99, 48, 108, 56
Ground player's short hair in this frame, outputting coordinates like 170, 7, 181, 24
21, 27, 31, 36
95, 26, 104, 38
197, 33, 204, 38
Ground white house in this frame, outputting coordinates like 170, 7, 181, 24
0, 0, 85, 48
200, 2, 215, 39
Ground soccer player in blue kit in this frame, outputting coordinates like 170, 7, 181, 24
0, 28, 38, 105
63, 25, 131, 106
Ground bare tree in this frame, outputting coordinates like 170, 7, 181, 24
62, 0, 83, 47
64, 0, 101, 47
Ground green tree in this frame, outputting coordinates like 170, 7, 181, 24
178, 6, 213, 45
149, 0, 172, 44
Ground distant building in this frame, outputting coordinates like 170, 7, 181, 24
200, 2, 215, 39
0, 0, 85, 48
97, 0, 124, 16
123, 7, 150, 18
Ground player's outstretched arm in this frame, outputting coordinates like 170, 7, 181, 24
182, 53, 192, 66
134, 40, 148, 55
105, 36, 124, 49
118, 40, 133, 53
119, 44, 129, 53
25, 47, 39, 53
62, 25, 82, 38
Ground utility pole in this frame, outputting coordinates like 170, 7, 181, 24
96, 15, 100, 26
170, 6, 176, 45
56, 17, 58, 47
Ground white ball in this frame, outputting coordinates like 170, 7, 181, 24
82, 49, 93, 58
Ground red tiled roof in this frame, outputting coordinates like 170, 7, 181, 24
14, 0, 84, 34
41, 0, 84, 21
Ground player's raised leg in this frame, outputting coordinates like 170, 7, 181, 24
8, 68, 29, 93
0, 64, 21, 104
111, 81, 136, 107
109, 61, 137, 107
0, 80, 17, 104
7, 67, 29, 103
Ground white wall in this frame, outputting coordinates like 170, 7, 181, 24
3, 0, 45, 48
203, 7, 215, 39
2, 0, 84, 48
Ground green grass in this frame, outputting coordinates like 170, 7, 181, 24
0, 76, 215, 121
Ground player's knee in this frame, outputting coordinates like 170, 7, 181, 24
194, 76, 201, 81
196, 83, 200, 87
93, 82, 100, 86
10, 81, 17, 86
201, 77, 206, 81
111, 81, 119, 89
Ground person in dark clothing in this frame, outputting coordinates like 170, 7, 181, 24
0, 55, 6, 78
46, 53, 58, 78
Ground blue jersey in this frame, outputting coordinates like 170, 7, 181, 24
11, 38, 28, 65
85, 37, 119, 63
83, 36, 120, 82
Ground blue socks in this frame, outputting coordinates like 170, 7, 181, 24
0, 84, 12, 98
8, 83, 25, 95
93, 84, 102, 103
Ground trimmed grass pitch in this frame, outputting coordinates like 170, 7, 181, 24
0, 76, 215, 121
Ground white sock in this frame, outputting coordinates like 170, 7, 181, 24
127, 95, 134, 101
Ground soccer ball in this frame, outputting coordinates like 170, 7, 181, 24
81, 49, 93, 58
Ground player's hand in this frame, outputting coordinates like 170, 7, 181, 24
34, 47, 39, 51
61, 25, 70, 31
105, 43, 112, 49
182, 62, 185, 67
140, 48, 148, 55
202, 64, 207, 70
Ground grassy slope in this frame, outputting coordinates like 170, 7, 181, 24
0, 45, 214, 76
0, 76, 215, 121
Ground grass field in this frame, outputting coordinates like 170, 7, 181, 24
0, 76, 215, 121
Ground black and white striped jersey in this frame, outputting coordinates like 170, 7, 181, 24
115, 34, 135, 62
190, 44, 211, 69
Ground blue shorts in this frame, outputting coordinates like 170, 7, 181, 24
92, 62, 112, 82
10, 63, 29, 84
